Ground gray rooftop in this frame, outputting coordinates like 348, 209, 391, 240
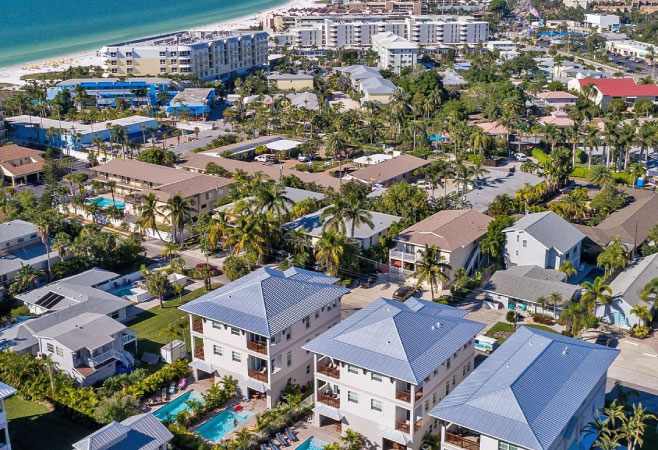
360, 77, 396, 95
609, 253, 658, 308
0, 381, 16, 399
504, 211, 585, 254
34, 312, 127, 351
430, 327, 619, 450
0, 219, 37, 243
73, 412, 173, 450
337, 65, 383, 81
0, 243, 59, 278
284, 207, 400, 243
286, 92, 320, 110
268, 73, 314, 80
482, 266, 580, 303
180, 267, 349, 337
463, 169, 544, 213
170, 88, 215, 105
303, 297, 484, 384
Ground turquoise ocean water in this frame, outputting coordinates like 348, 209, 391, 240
0, 0, 289, 68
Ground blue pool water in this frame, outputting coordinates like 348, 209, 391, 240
87, 197, 125, 209
153, 390, 203, 421
113, 287, 137, 298
196, 409, 253, 441
296, 437, 329, 450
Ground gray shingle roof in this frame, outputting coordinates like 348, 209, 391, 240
0, 219, 37, 243
482, 266, 580, 303
284, 207, 400, 242
73, 412, 173, 450
303, 297, 485, 384
504, 211, 585, 254
0, 243, 59, 278
34, 312, 126, 351
609, 253, 658, 308
179, 267, 349, 337
430, 327, 619, 450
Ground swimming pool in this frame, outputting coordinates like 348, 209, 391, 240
87, 197, 125, 209
296, 437, 329, 450
113, 287, 136, 297
196, 408, 253, 441
153, 390, 203, 421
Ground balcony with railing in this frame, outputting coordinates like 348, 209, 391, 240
444, 431, 480, 450
192, 317, 203, 333
317, 360, 340, 379
248, 368, 268, 382
317, 392, 340, 408
121, 329, 137, 345
247, 333, 268, 355
194, 346, 204, 361
415, 419, 422, 431
395, 421, 410, 433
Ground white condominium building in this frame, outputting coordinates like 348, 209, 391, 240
180, 267, 350, 408
303, 297, 485, 450
274, 15, 488, 49
100, 31, 268, 81
372, 32, 419, 73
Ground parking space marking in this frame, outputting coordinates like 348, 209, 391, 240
642, 353, 657, 358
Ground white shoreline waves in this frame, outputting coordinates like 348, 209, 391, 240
0, 0, 316, 87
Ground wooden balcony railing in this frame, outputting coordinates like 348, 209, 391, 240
414, 419, 422, 431
247, 341, 267, 355
192, 318, 203, 333
445, 432, 480, 450
248, 368, 268, 383
317, 362, 340, 379
194, 347, 204, 361
415, 389, 423, 401
396, 390, 411, 402
395, 421, 410, 433
317, 393, 340, 408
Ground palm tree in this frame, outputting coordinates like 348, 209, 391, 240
560, 301, 587, 336
597, 237, 627, 278
256, 184, 293, 221
9, 264, 44, 296
137, 193, 164, 240
558, 260, 578, 280
315, 231, 346, 276
580, 277, 612, 316
161, 241, 179, 263
340, 429, 365, 450
412, 245, 452, 301
321, 198, 349, 236
225, 215, 269, 268
630, 304, 652, 327
639, 277, 658, 308
33, 214, 52, 281
628, 162, 646, 188
52, 232, 71, 260
454, 163, 474, 195
622, 403, 657, 450
104, 180, 117, 204
235, 428, 253, 450
536, 296, 548, 314
548, 292, 563, 319
344, 198, 374, 240
160, 192, 193, 243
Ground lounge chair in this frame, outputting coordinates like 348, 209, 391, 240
276, 433, 288, 447
168, 382, 176, 395
261, 444, 269, 450
269, 439, 281, 450
285, 428, 298, 442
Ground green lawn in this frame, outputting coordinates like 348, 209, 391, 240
486, 322, 559, 345
6, 397, 95, 450
126, 286, 212, 357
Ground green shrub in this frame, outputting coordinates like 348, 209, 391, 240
585, 315, 599, 329
506, 310, 518, 323
532, 313, 554, 325
223, 256, 249, 281
124, 359, 191, 399
531, 148, 550, 164
631, 325, 650, 339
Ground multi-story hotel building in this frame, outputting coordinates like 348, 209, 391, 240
273, 15, 488, 49
180, 267, 350, 408
371, 32, 418, 73
100, 31, 268, 81
303, 297, 484, 450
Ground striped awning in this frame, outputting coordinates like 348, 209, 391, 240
312, 404, 343, 421
239, 378, 268, 394
378, 427, 411, 446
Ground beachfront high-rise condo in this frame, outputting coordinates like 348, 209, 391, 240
303, 297, 485, 450
100, 30, 269, 81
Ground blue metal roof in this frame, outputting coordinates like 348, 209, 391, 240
303, 297, 484, 384
179, 267, 349, 337
430, 327, 619, 450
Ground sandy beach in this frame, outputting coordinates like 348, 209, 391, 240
0, 0, 317, 88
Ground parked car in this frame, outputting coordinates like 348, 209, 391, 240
392, 285, 420, 301
298, 154, 312, 162
255, 154, 278, 163
595, 333, 614, 347
415, 180, 432, 189
515, 153, 528, 162
357, 274, 378, 288
195, 263, 220, 276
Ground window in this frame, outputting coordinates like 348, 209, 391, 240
348, 391, 359, 404
56, 347, 64, 357
306, 365, 311, 375
231, 327, 240, 336
371, 372, 383, 382
522, 240, 527, 248
446, 358, 451, 369
160, 59, 166, 64
46, 343, 54, 353
348, 365, 358, 374
432, 393, 437, 405
212, 321, 222, 329
370, 399, 382, 412
159, 51, 166, 56
213, 345, 223, 356
463, 365, 467, 376
304, 316, 310, 329
315, 310, 319, 319
452, 375, 456, 386
286, 351, 292, 367
231, 351, 241, 363
445, 383, 450, 395
516, 234, 519, 242
425, 400, 430, 412
498, 442, 519, 450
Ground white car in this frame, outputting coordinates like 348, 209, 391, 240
255, 154, 277, 163
515, 153, 528, 162
298, 154, 312, 162
415, 180, 432, 189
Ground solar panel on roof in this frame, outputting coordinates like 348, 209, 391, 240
35, 292, 65, 309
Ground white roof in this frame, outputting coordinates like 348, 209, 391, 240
353, 154, 393, 165
6, 115, 155, 135
266, 139, 303, 151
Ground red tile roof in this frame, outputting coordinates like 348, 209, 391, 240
577, 78, 658, 97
